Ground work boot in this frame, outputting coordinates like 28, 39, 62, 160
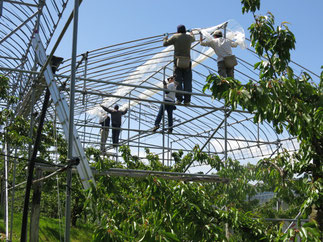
152, 125, 159, 132
168, 128, 173, 134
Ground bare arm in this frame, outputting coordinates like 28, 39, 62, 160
199, 32, 211, 47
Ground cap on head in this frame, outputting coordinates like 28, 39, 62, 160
167, 76, 174, 81
213, 30, 223, 37
177, 24, 186, 33
114, 104, 119, 110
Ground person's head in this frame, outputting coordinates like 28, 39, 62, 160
213, 30, 223, 38
114, 104, 119, 110
167, 76, 174, 83
177, 24, 186, 33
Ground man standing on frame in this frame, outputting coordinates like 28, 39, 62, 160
200, 30, 238, 78
163, 24, 195, 105
99, 112, 110, 154
101, 104, 128, 147
153, 76, 177, 134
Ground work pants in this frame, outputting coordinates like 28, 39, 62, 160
112, 126, 121, 146
218, 61, 234, 78
174, 65, 192, 103
100, 127, 109, 152
155, 102, 174, 129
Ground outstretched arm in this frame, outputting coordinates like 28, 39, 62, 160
163, 80, 170, 94
199, 32, 210, 47
199, 31, 203, 43
101, 105, 113, 113
163, 35, 175, 47
121, 108, 128, 115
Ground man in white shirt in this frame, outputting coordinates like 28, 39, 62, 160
99, 113, 110, 153
200, 30, 238, 78
153, 76, 177, 134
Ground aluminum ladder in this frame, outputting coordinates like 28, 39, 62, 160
32, 33, 95, 189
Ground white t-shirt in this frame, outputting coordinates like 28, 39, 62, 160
165, 82, 176, 102
201, 37, 238, 62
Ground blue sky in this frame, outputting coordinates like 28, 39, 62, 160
53, 0, 323, 78
47, 0, 322, 167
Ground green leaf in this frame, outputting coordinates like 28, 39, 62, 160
161, 231, 180, 241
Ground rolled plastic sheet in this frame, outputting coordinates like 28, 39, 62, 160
87, 20, 246, 120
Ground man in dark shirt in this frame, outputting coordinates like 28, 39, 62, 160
101, 104, 128, 147
163, 24, 195, 105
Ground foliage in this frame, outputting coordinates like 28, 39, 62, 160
0, 1, 321, 241
0, 74, 85, 227
249, 13, 295, 79
86, 144, 322, 241
87, 146, 272, 241
0, 75, 16, 105
241, 0, 260, 14
0, 212, 93, 241
202, 0, 323, 237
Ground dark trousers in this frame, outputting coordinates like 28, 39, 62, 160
174, 65, 192, 103
218, 61, 234, 78
155, 103, 174, 128
112, 126, 121, 145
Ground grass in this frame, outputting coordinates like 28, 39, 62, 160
0, 213, 94, 241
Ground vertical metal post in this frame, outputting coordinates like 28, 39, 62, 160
4, 142, 9, 240
162, 67, 166, 165
170, 142, 173, 166
223, 22, 228, 39
116, 146, 119, 162
224, 109, 228, 161
208, 131, 211, 156
65, 0, 79, 241
257, 122, 260, 147
9, 148, 17, 241
138, 103, 141, 157
0, 0, 3, 17
82, 52, 88, 106
82, 52, 88, 144
167, 134, 170, 166
224, 107, 229, 239
54, 111, 63, 242
128, 92, 131, 146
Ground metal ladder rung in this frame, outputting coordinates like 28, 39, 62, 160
31, 34, 95, 189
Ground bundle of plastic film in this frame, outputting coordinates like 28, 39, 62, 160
119, 45, 174, 111
226, 19, 247, 49
87, 105, 106, 120
197, 22, 225, 42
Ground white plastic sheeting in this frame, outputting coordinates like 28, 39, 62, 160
87, 20, 246, 120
